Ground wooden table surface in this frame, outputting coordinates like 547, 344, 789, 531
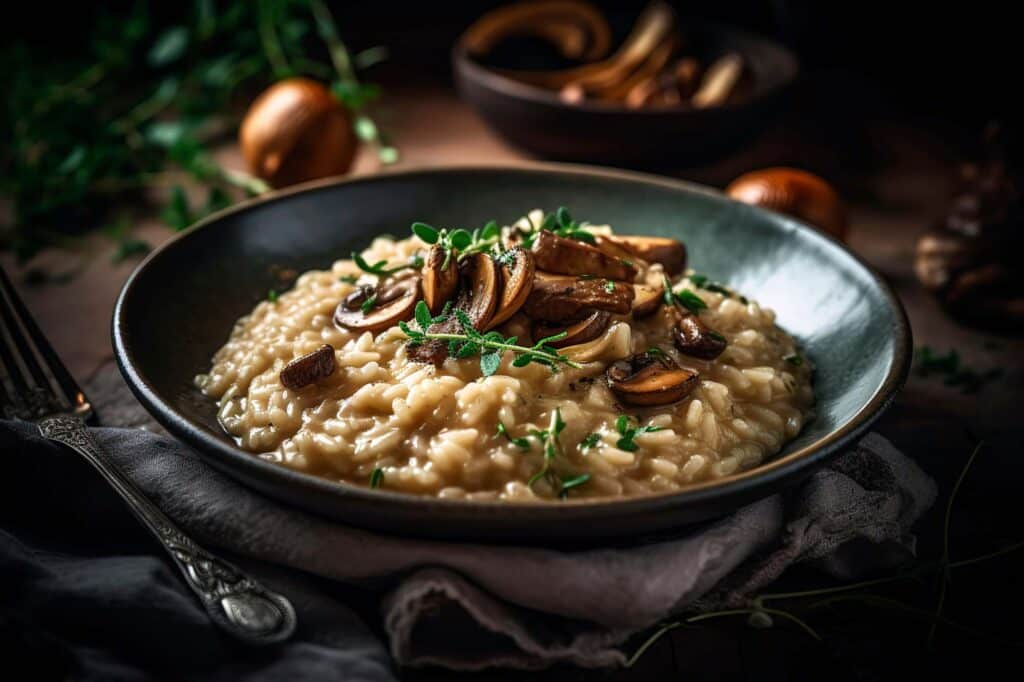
3, 80, 1022, 677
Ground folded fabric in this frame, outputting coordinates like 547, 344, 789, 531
0, 414, 936, 675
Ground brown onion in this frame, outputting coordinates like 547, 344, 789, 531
239, 78, 357, 189
726, 168, 848, 242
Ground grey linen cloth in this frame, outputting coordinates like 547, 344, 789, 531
12, 367, 937, 672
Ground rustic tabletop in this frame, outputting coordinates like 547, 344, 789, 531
3, 80, 1022, 677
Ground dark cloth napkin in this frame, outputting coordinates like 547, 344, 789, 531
0, 369, 937, 679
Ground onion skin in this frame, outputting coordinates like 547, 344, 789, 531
726, 168, 848, 242
239, 78, 357, 189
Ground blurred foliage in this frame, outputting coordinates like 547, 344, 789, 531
0, 0, 390, 264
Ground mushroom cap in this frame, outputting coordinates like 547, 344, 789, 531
531, 230, 638, 281
604, 235, 687, 276
487, 247, 536, 330
422, 244, 459, 314
523, 272, 634, 322
606, 352, 699, 407
456, 252, 501, 330
334, 276, 420, 334
632, 283, 664, 318
280, 344, 337, 391
726, 168, 848, 242
533, 310, 611, 349
673, 311, 727, 360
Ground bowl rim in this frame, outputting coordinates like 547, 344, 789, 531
113, 162, 911, 521
450, 19, 800, 116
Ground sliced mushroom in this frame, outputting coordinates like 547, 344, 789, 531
594, 235, 650, 268
334, 276, 419, 334
604, 235, 687, 275
533, 310, 611, 348
606, 351, 699, 407
487, 247, 536, 329
280, 344, 336, 390
632, 283, 664, 318
422, 244, 458, 314
409, 253, 501, 365
531, 230, 638, 281
523, 272, 634, 322
673, 312, 727, 360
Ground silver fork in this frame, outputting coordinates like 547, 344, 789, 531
0, 266, 295, 645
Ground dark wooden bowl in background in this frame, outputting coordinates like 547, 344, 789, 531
452, 21, 799, 166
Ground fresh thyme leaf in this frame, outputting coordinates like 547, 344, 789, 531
578, 274, 597, 280
497, 421, 531, 450
481, 220, 500, 240
662, 275, 675, 306
784, 353, 803, 366
559, 473, 591, 498
369, 467, 383, 489
615, 415, 664, 452
412, 222, 439, 243
674, 289, 708, 313
267, 289, 279, 303
340, 274, 359, 284
621, 259, 634, 267
689, 274, 708, 287
360, 293, 378, 314
414, 300, 432, 330
580, 433, 600, 450
448, 229, 473, 250
708, 330, 727, 344
604, 280, 616, 293
352, 251, 420, 276
646, 347, 666, 358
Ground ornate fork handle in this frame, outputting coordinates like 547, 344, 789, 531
38, 414, 296, 645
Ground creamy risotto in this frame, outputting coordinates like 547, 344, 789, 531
197, 210, 813, 501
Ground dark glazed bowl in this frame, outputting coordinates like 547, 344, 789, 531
452, 22, 799, 164
114, 164, 910, 545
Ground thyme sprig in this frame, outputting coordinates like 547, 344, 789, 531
399, 301, 581, 376
518, 206, 596, 247
411, 220, 501, 269
615, 415, 664, 452
524, 409, 592, 497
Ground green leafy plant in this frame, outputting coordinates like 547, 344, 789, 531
399, 301, 581, 375
1, 0, 394, 264
496, 421, 531, 451
411, 220, 501, 269
614, 415, 664, 452
352, 252, 424, 277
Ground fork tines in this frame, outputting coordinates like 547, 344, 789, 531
0, 266, 91, 422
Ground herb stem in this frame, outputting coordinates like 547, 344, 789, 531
310, 0, 358, 84
420, 332, 582, 369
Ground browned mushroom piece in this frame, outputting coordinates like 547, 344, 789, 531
334, 276, 420, 334
531, 230, 638, 281
606, 351, 699, 407
280, 344, 336, 391
604, 235, 687, 275
409, 253, 502, 365
422, 244, 458, 314
632, 283, 664, 318
522, 272, 634, 322
594, 235, 649, 269
673, 311, 727, 360
533, 310, 611, 348
487, 247, 536, 329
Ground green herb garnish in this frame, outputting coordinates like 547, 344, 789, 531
410, 220, 500, 269
360, 293, 378, 314
674, 289, 708, 314
784, 353, 803, 366
340, 274, 359, 284
369, 467, 384, 489
689, 274, 709, 287
497, 421, 531, 451
526, 409, 567, 489
267, 289, 279, 303
580, 433, 601, 450
604, 280, 616, 293
352, 251, 424, 277
558, 473, 591, 499
400, 301, 580, 375
662, 275, 675, 306
615, 415, 664, 452
521, 206, 596, 247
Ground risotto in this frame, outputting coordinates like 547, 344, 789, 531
197, 210, 813, 501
